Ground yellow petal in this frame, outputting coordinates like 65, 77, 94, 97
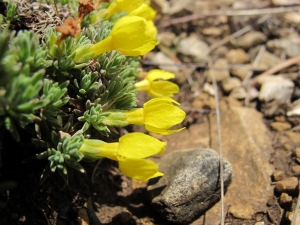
144, 98, 186, 129
147, 69, 175, 81
145, 124, 186, 135
110, 16, 156, 55
115, 0, 144, 12
104, 1, 119, 19
118, 132, 166, 158
135, 79, 150, 91
145, 96, 180, 107
129, 3, 157, 21
118, 158, 164, 181
147, 80, 179, 98
145, 20, 158, 38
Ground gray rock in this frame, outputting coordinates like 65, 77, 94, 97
151, 52, 180, 73
177, 34, 210, 63
205, 58, 230, 83
231, 31, 267, 50
222, 77, 242, 93
257, 75, 294, 103
257, 51, 282, 70
228, 204, 255, 219
267, 38, 300, 58
157, 32, 176, 47
230, 66, 250, 80
147, 148, 233, 224
229, 87, 247, 99
226, 48, 249, 64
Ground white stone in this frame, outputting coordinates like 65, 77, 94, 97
151, 52, 180, 73
177, 34, 210, 63
287, 99, 300, 116
257, 76, 294, 103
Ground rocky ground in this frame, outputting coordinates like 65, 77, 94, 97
2, 0, 300, 224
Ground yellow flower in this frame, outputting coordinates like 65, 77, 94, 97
79, 132, 166, 180
135, 69, 179, 98
103, 97, 186, 135
146, 20, 158, 37
129, 3, 157, 21
74, 16, 156, 63
105, 0, 144, 19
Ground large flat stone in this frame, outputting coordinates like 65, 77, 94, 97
161, 106, 274, 224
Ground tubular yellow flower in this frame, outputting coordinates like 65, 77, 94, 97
146, 20, 158, 38
103, 97, 186, 135
78, 132, 166, 180
105, 0, 144, 19
135, 69, 179, 98
129, 3, 157, 21
74, 16, 156, 63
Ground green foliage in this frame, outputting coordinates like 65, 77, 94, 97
0, 0, 141, 183
37, 131, 85, 184
5, 1, 18, 22
78, 100, 111, 135
44, 28, 91, 76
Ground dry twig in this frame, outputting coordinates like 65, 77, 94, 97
159, 6, 300, 28
207, 57, 225, 225
251, 54, 300, 85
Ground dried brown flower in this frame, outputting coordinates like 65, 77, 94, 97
77, 0, 95, 23
56, 18, 81, 46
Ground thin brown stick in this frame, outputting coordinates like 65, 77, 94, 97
159, 6, 300, 28
251, 54, 300, 85
207, 57, 225, 225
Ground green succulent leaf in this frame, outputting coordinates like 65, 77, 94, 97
37, 132, 85, 184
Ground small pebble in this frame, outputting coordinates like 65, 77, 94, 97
286, 132, 300, 144
228, 204, 254, 219
278, 135, 289, 145
270, 122, 292, 132
287, 211, 300, 224
274, 115, 286, 122
230, 66, 249, 80
231, 31, 267, 50
205, 58, 230, 82
283, 142, 293, 152
275, 177, 298, 193
226, 48, 249, 64
229, 87, 247, 99
294, 148, 300, 158
279, 193, 292, 206
272, 170, 285, 181
255, 222, 264, 225
221, 77, 241, 93
292, 165, 300, 175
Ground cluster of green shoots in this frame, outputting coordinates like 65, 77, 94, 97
0, 0, 186, 184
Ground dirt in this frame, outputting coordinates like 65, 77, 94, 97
2, 0, 300, 224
